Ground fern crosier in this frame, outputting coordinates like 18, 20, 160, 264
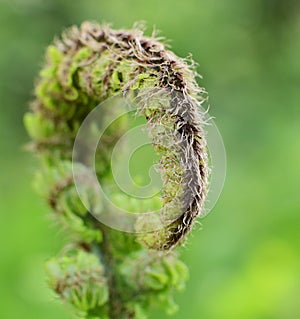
24, 22, 209, 319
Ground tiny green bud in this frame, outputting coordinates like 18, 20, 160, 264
46, 250, 109, 315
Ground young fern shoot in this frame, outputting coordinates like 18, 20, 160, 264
24, 22, 209, 319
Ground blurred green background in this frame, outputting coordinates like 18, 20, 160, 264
0, 0, 299, 318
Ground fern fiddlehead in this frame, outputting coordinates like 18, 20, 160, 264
24, 22, 209, 319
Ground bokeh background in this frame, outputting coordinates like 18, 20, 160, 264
0, 0, 299, 318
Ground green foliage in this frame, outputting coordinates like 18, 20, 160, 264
34, 161, 103, 243
46, 250, 109, 318
119, 251, 189, 315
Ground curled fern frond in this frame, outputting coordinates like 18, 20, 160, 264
25, 22, 209, 319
